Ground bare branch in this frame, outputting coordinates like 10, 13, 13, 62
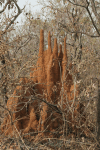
16, 36, 32, 53
58, 22, 100, 38
86, 1, 100, 36
66, 0, 100, 36
91, 0, 100, 24
1, 0, 25, 35
0, 0, 9, 13
31, 96, 62, 115
0, 104, 13, 125
67, 0, 87, 8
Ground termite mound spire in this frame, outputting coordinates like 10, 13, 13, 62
63, 37, 67, 62
53, 38, 58, 58
48, 31, 52, 54
59, 44, 63, 62
37, 29, 45, 86
39, 29, 44, 56
62, 37, 68, 80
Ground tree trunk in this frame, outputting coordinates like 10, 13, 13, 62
0, 54, 8, 104
97, 84, 100, 147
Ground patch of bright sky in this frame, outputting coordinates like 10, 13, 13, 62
16, 0, 43, 24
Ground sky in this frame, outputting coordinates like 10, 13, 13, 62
17, 0, 42, 11
16, 0, 43, 23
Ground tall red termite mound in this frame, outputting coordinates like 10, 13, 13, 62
1, 29, 86, 139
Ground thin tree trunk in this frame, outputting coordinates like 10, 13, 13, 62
1, 54, 8, 104
97, 83, 100, 147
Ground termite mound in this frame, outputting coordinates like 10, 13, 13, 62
1, 29, 86, 139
